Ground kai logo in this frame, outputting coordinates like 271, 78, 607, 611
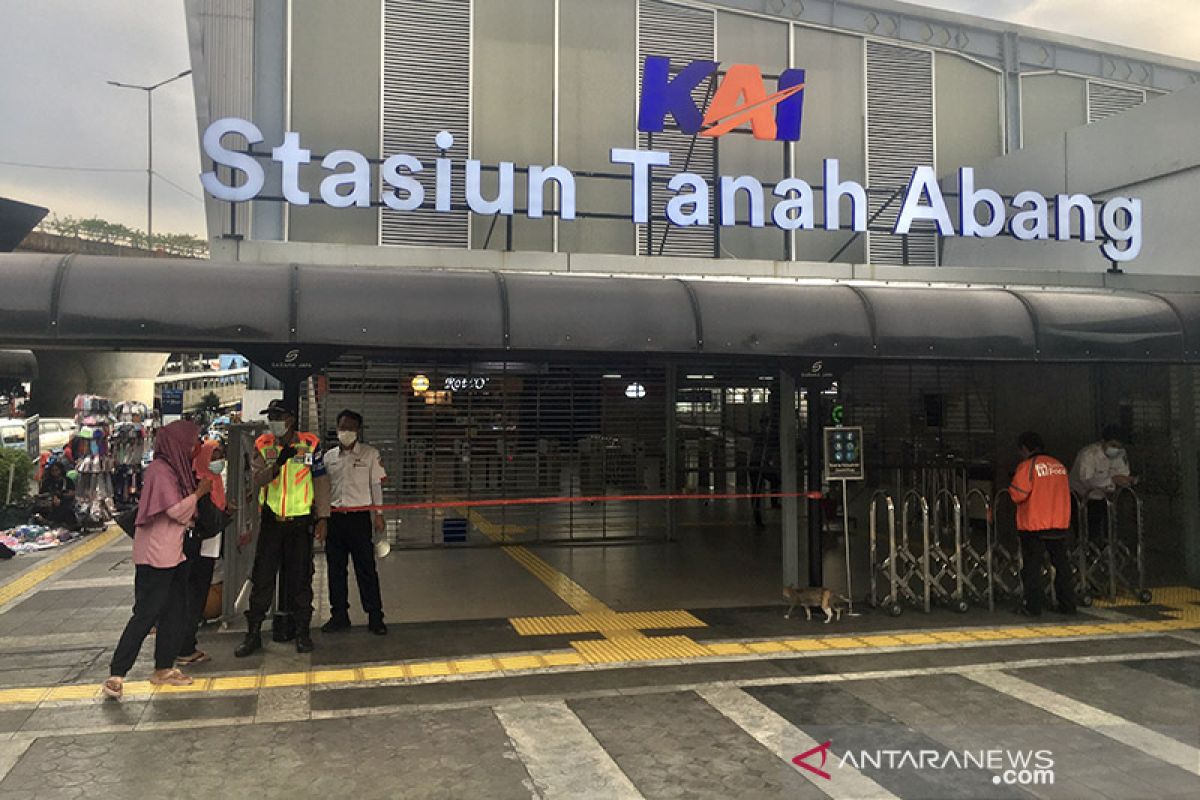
637, 55, 806, 141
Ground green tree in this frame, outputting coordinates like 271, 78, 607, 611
0, 448, 34, 506
194, 391, 222, 425
39, 215, 208, 258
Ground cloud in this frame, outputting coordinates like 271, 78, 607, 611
913, 0, 1200, 61
0, 0, 204, 237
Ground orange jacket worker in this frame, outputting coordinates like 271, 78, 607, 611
1008, 432, 1076, 617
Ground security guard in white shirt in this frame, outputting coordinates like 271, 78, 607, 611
322, 409, 388, 635
1069, 425, 1138, 542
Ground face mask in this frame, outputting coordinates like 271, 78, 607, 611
1105, 447, 1123, 459
337, 430, 358, 448
268, 420, 288, 437
209, 459, 226, 475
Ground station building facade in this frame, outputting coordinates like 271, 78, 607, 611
154, 0, 1200, 587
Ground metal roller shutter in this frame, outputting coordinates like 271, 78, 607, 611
637, 0, 716, 258
839, 363, 996, 493
318, 355, 671, 546
866, 40, 937, 266
381, 0, 471, 247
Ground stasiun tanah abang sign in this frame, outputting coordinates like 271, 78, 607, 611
200, 55, 1143, 262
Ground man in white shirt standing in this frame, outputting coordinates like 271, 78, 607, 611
1069, 425, 1138, 542
322, 409, 388, 635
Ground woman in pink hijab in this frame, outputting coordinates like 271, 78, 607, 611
177, 439, 228, 666
103, 420, 212, 699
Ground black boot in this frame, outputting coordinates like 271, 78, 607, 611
295, 629, 314, 653
321, 614, 351, 633
235, 623, 262, 658
368, 613, 388, 636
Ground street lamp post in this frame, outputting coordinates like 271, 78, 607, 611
107, 69, 191, 248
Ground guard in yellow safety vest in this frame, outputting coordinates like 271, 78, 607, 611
235, 398, 329, 657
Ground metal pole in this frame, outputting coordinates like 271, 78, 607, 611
805, 388, 823, 587
147, 89, 153, 243
665, 363, 678, 542
841, 478, 855, 614
779, 370, 800, 587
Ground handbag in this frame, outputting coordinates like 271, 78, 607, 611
116, 505, 138, 538
194, 494, 233, 541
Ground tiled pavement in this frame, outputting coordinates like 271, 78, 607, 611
0, 535, 1197, 797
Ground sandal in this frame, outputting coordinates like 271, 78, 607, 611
102, 677, 123, 700
149, 669, 194, 687
176, 651, 210, 665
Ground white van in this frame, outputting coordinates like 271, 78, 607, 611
38, 418, 76, 450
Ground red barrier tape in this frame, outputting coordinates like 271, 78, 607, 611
332, 490, 826, 514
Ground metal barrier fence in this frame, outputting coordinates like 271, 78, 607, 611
867, 486, 1149, 616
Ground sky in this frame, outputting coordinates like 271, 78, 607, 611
1, 0, 1198, 241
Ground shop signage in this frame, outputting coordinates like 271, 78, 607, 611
444, 376, 488, 392
200, 113, 1143, 262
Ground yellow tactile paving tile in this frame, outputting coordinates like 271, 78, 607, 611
262, 671, 311, 688
0, 687, 50, 704
509, 610, 706, 636
496, 655, 544, 671
453, 658, 500, 674
963, 629, 1009, 640
856, 635, 906, 647
927, 631, 976, 643
0, 528, 123, 607
571, 635, 709, 663
819, 637, 869, 649
894, 633, 940, 645
540, 651, 586, 667
44, 684, 101, 701
310, 669, 362, 685
705, 642, 752, 655
360, 665, 408, 681
782, 639, 830, 651
155, 678, 213, 694
408, 661, 453, 678
209, 675, 261, 691
744, 641, 792, 654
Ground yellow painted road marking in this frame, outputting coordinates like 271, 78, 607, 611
0, 527, 123, 607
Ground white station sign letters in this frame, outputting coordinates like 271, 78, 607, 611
201, 117, 1143, 262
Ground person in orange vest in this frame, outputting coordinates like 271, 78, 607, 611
1008, 431, 1076, 616
235, 399, 329, 656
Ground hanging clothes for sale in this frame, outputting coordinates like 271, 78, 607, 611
110, 401, 151, 506
71, 394, 116, 530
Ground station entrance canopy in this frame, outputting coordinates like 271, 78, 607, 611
1, 253, 1198, 364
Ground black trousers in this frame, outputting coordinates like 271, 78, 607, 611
1086, 499, 1109, 543
326, 511, 384, 618
180, 535, 216, 657
110, 563, 189, 676
1020, 531, 1076, 614
246, 517, 314, 631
